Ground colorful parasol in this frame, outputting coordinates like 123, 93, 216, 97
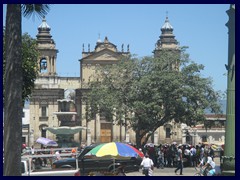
36, 137, 58, 147
86, 142, 144, 158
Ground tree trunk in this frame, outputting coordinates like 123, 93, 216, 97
135, 129, 143, 149
4, 4, 22, 176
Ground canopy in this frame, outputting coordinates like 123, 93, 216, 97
86, 142, 144, 158
44, 126, 87, 135
86, 142, 144, 172
36, 137, 58, 147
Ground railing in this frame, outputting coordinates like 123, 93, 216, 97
22, 150, 79, 175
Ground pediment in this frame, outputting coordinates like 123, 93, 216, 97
81, 49, 123, 62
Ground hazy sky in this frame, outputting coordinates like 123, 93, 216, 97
3, 4, 230, 93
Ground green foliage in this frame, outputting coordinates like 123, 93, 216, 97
21, 4, 51, 19
87, 48, 222, 146
3, 32, 39, 104
22, 33, 40, 102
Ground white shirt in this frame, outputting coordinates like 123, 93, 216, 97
200, 156, 215, 168
31, 147, 35, 155
184, 149, 192, 156
207, 157, 215, 168
190, 147, 196, 155
141, 157, 154, 168
177, 149, 182, 161
55, 151, 61, 160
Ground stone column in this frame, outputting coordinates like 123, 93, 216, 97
48, 56, 51, 74
87, 129, 91, 146
30, 130, 34, 147
154, 131, 158, 145
182, 135, 186, 144
95, 113, 101, 142
46, 56, 50, 74
222, 4, 235, 176
51, 56, 54, 74
52, 56, 56, 74
125, 131, 130, 143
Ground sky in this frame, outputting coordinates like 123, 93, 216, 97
3, 4, 230, 94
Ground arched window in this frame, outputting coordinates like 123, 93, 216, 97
166, 127, 171, 138
164, 124, 172, 138
40, 58, 47, 73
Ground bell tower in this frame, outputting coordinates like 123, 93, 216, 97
36, 17, 58, 76
153, 15, 180, 71
153, 15, 179, 57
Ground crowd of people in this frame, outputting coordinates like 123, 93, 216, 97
139, 142, 222, 176
21, 142, 221, 176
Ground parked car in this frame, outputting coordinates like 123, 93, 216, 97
52, 143, 142, 176
20, 153, 80, 176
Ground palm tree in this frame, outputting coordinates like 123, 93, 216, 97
3, 4, 50, 176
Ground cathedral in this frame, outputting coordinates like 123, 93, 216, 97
28, 16, 224, 148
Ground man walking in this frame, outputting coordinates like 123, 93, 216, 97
141, 153, 154, 176
174, 144, 183, 175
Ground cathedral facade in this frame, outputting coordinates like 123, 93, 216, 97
29, 16, 187, 148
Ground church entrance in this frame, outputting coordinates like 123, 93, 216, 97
100, 123, 112, 143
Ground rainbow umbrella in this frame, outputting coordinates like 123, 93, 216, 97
86, 142, 144, 171
87, 142, 144, 158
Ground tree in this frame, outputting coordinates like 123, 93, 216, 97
3, 4, 50, 176
3, 32, 40, 105
88, 48, 222, 148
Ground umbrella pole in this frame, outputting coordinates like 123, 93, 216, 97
113, 158, 115, 172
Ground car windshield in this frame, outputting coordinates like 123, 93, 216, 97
78, 144, 99, 159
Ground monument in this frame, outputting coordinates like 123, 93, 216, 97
45, 90, 89, 147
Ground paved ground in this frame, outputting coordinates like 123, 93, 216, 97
126, 157, 221, 176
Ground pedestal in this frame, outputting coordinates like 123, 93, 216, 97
222, 156, 235, 176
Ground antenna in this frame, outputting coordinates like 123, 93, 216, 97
166, 11, 168, 19
97, 33, 101, 43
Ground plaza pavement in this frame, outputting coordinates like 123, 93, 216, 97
126, 157, 221, 176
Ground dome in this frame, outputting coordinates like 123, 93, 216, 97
161, 16, 173, 30
97, 38, 102, 43
38, 16, 51, 31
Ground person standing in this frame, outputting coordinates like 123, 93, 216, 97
209, 146, 215, 161
30, 145, 35, 155
190, 145, 197, 167
141, 153, 154, 176
200, 144, 205, 161
174, 144, 183, 175
55, 150, 61, 160
71, 147, 77, 158
157, 148, 164, 169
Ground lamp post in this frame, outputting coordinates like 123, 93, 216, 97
222, 4, 235, 176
